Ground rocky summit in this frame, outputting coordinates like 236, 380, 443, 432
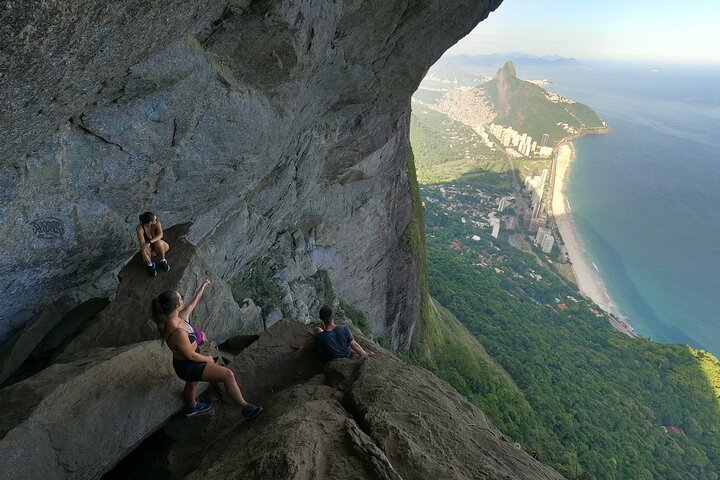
1, 319, 564, 480
0, 1, 567, 479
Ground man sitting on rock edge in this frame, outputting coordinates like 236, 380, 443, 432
294, 305, 374, 361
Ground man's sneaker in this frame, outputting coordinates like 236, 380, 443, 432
147, 262, 157, 277
159, 259, 170, 272
185, 401, 213, 417
241, 403, 263, 419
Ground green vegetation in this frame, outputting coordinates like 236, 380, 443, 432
406, 61, 720, 479
409, 297, 543, 441
312, 270, 371, 334
514, 157, 552, 182
338, 299, 370, 335
410, 103, 510, 191
404, 148, 434, 347
481, 62, 605, 145
231, 269, 289, 317
419, 198, 720, 479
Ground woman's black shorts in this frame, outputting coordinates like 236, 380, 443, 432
172, 358, 207, 382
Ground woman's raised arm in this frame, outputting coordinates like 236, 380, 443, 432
180, 278, 211, 319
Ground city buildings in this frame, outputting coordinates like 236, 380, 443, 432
540, 133, 550, 148
504, 215, 517, 230
535, 226, 555, 253
535, 226, 551, 245
489, 215, 501, 238
525, 169, 549, 208
541, 235, 555, 253
538, 146, 553, 157
497, 196, 513, 212
489, 123, 553, 158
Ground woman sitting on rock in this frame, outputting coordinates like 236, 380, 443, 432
151, 279, 262, 418
136, 211, 170, 277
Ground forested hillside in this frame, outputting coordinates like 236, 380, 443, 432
417, 198, 720, 480
409, 62, 720, 479
480, 61, 605, 144
410, 102, 510, 189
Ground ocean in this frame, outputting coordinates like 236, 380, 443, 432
518, 61, 720, 354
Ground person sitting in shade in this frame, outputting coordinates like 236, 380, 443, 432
295, 305, 374, 361
136, 211, 170, 277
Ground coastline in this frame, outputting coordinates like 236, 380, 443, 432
550, 136, 638, 337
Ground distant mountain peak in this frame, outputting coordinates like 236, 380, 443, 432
479, 62, 605, 144
497, 60, 517, 79
495, 61, 517, 116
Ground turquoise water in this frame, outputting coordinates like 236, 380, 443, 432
522, 62, 720, 353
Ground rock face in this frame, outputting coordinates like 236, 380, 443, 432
496, 60, 517, 117
0, 224, 255, 384
0, 0, 503, 354
0, 1, 566, 478
0, 340, 192, 480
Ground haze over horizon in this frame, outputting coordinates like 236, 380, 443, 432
449, 0, 720, 66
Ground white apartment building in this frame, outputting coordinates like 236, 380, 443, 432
541, 234, 555, 253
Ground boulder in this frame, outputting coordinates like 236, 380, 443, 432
55, 224, 245, 361
0, 297, 108, 385
0, 340, 191, 480
333, 358, 566, 480
105, 320, 564, 480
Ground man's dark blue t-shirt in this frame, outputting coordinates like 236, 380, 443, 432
313, 325, 354, 361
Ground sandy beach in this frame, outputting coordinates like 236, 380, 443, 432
551, 144, 637, 337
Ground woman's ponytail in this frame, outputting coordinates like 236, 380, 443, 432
151, 290, 180, 342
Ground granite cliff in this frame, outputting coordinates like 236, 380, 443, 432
0, 1, 567, 478
2, 0, 503, 381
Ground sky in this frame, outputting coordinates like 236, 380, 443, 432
447, 0, 720, 65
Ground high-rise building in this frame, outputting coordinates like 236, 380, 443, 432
535, 226, 551, 245
531, 188, 543, 207
504, 215, 517, 230
501, 130, 512, 147
523, 211, 532, 227
538, 146, 553, 157
498, 196, 509, 212
529, 214, 547, 232
489, 216, 501, 238
541, 234, 555, 253
540, 134, 550, 148
524, 175, 534, 191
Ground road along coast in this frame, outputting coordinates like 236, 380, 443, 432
550, 135, 638, 338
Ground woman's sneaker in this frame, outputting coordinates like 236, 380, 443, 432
147, 262, 157, 277
185, 401, 213, 417
158, 259, 170, 272
241, 403, 263, 419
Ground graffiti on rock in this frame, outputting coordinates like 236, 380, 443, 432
31, 217, 64, 239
